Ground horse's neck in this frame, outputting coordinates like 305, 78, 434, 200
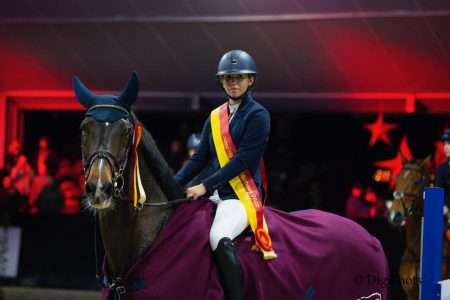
99, 155, 173, 278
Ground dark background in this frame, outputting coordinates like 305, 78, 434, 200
0, 108, 445, 299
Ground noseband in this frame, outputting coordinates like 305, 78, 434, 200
83, 104, 134, 198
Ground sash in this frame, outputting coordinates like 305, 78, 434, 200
130, 122, 146, 209
210, 103, 277, 260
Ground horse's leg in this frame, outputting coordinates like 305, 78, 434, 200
399, 260, 419, 300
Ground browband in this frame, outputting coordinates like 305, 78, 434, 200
87, 104, 130, 115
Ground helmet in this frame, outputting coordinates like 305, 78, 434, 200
216, 50, 257, 77
186, 133, 201, 151
441, 129, 450, 141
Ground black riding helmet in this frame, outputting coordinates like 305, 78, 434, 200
216, 50, 257, 100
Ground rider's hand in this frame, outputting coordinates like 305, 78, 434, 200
186, 184, 207, 201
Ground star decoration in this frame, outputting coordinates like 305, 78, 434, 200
374, 136, 412, 187
364, 113, 398, 147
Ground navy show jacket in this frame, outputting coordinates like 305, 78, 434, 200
175, 94, 270, 200
436, 159, 450, 207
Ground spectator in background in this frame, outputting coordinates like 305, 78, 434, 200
3, 153, 32, 196
28, 136, 69, 214
3, 143, 34, 213
186, 133, 201, 160
436, 128, 450, 208
167, 139, 184, 172
32, 137, 58, 177
56, 159, 83, 214
346, 184, 387, 221
59, 176, 81, 214
55, 158, 73, 181
4, 140, 21, 171
71, 159, 85, 192
182, 133, 209, 187
28, 137, 59, 214
28, 158, 52, 214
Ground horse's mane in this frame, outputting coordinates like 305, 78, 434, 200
131, 112, 184, 201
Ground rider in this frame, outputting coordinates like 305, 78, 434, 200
436, 128, 450, 208
175, 50, 276, 300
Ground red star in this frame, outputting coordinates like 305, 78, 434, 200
374, 136, 412, 187
364, 113, 398, 147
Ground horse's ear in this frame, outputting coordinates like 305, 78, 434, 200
421, 156, 432, 169
72, 76, 94, 108
119, 72, 139, 108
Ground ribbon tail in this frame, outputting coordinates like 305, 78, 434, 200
136, 157, 146, 208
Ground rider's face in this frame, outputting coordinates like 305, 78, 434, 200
220, 74, 254, 99
444, 141, 450, 158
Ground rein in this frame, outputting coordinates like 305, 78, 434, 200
141, 197, 191, 207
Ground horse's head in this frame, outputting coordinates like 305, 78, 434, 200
390, 156, 431, 225
73, 72, 139, 210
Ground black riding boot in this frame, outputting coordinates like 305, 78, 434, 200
213, 237, 244, 300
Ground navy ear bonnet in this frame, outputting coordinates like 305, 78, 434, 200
73, 72, 139, 122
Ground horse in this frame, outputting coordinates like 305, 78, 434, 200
391, 157, 450, 300
74, 72, 389, 300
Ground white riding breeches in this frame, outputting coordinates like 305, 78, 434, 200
209, 193, 248, 251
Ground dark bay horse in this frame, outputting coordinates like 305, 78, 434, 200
75, 72, 388, 300
391, 158, 450, 300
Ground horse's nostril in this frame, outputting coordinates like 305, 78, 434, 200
86, 182, 96, 195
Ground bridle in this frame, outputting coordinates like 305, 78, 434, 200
82, 104, 133, 199
392, 165, 428, 261
392, 164, 430, 221
82, 104, 190, 208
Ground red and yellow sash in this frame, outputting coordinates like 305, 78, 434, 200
130, 122, 146, 209
210, 103, 277, 260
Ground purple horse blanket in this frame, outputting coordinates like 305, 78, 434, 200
101, 199, 388, 300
